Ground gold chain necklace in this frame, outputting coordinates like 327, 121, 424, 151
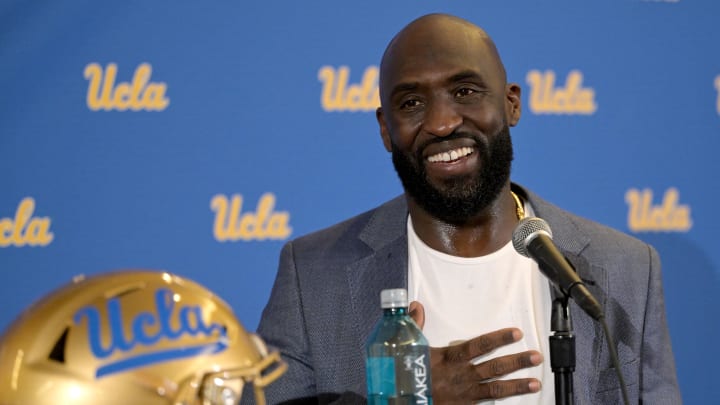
511, 190, 525, 220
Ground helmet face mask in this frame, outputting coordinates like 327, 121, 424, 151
197, 349, 285, 405
201, 375, 243, 405
0, 270, 286, 405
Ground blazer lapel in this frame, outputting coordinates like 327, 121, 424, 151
346, 196, 409, 354
521, 185, 608, 404
563, 252, 607, 404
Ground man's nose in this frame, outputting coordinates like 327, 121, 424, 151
422, 98, 462, 137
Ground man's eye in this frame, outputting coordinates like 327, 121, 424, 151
400, 99, 421, 109
456, 88, 476, 97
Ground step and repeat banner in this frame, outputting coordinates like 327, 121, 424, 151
1, 0, 718, 403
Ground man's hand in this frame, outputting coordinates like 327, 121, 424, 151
409, 301, 543, 403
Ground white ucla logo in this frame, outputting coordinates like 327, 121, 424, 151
0, 197, 54, 247
625, 188, 692, 232
318, 65, 379, 112
210, 193, 292, 242
526, 70, 597, 115
714, 75, 720, 115
84, 63, 170, 111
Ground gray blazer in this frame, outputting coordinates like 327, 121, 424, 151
253, 185, 681, 404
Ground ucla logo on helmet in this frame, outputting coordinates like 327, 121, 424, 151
73, 287, 228, 378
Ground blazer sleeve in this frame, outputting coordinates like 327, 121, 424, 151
248, 241, 317, 403
640, 245, 682, 403
243, 242, 368, 405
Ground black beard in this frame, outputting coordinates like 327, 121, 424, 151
391, 126, 514, 224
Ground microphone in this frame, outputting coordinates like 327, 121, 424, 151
512, 217, 604, 321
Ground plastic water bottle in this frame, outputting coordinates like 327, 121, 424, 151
365, 288, 432, 405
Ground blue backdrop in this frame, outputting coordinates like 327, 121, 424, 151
1, 1, 718, 403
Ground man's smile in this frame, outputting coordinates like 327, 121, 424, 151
424, 148, 479, 179
426, 146, 474, 163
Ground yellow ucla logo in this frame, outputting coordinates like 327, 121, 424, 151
0, 197, 54, 247
210, 193, 292, 242
84, 63, 170, 111
318, 65, 380, 112
526, 70, 597, 115
625, 188, 692, 232
715, 75, 720, 115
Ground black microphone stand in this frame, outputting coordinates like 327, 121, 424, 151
549, 286, 575, 405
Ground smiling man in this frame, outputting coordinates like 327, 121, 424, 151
249, 13, 681, 404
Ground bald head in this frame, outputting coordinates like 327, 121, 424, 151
379, 14, 508, 105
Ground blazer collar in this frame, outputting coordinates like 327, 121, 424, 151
349, 185, 608, 298
350, 184, 608, 299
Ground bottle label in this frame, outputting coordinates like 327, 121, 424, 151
367, 350, 432, 404
401, 352, 431, 404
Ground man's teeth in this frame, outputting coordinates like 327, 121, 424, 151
427, 147, 473, 163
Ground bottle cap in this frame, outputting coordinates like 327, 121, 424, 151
380, 288, 408, 309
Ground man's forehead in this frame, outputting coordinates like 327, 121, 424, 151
385, 35, 497, 69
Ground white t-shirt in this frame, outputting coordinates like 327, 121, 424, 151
407, 213, 555, 404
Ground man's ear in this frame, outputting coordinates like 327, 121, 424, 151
376, 107, 393, 152
505, 83, 522, 127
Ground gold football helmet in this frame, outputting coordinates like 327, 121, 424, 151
0, 270, 286, 405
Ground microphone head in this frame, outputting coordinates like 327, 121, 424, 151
512, 217, 553, 257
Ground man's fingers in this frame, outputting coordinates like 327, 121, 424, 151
465, 378, 542, 400
429, 329, 544, 403
472, 351, 543, 380
443, 328, 522, 362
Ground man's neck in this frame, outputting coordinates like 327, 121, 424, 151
406, 185, 519, 257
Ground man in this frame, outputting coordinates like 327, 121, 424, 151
250, 13, 680, 404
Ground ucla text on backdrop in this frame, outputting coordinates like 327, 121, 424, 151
526, 70, 597, 115
211, 193, 292, 242
84, 63, 169, 112
626, 188, 692, 232
0, 197, 53, 247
